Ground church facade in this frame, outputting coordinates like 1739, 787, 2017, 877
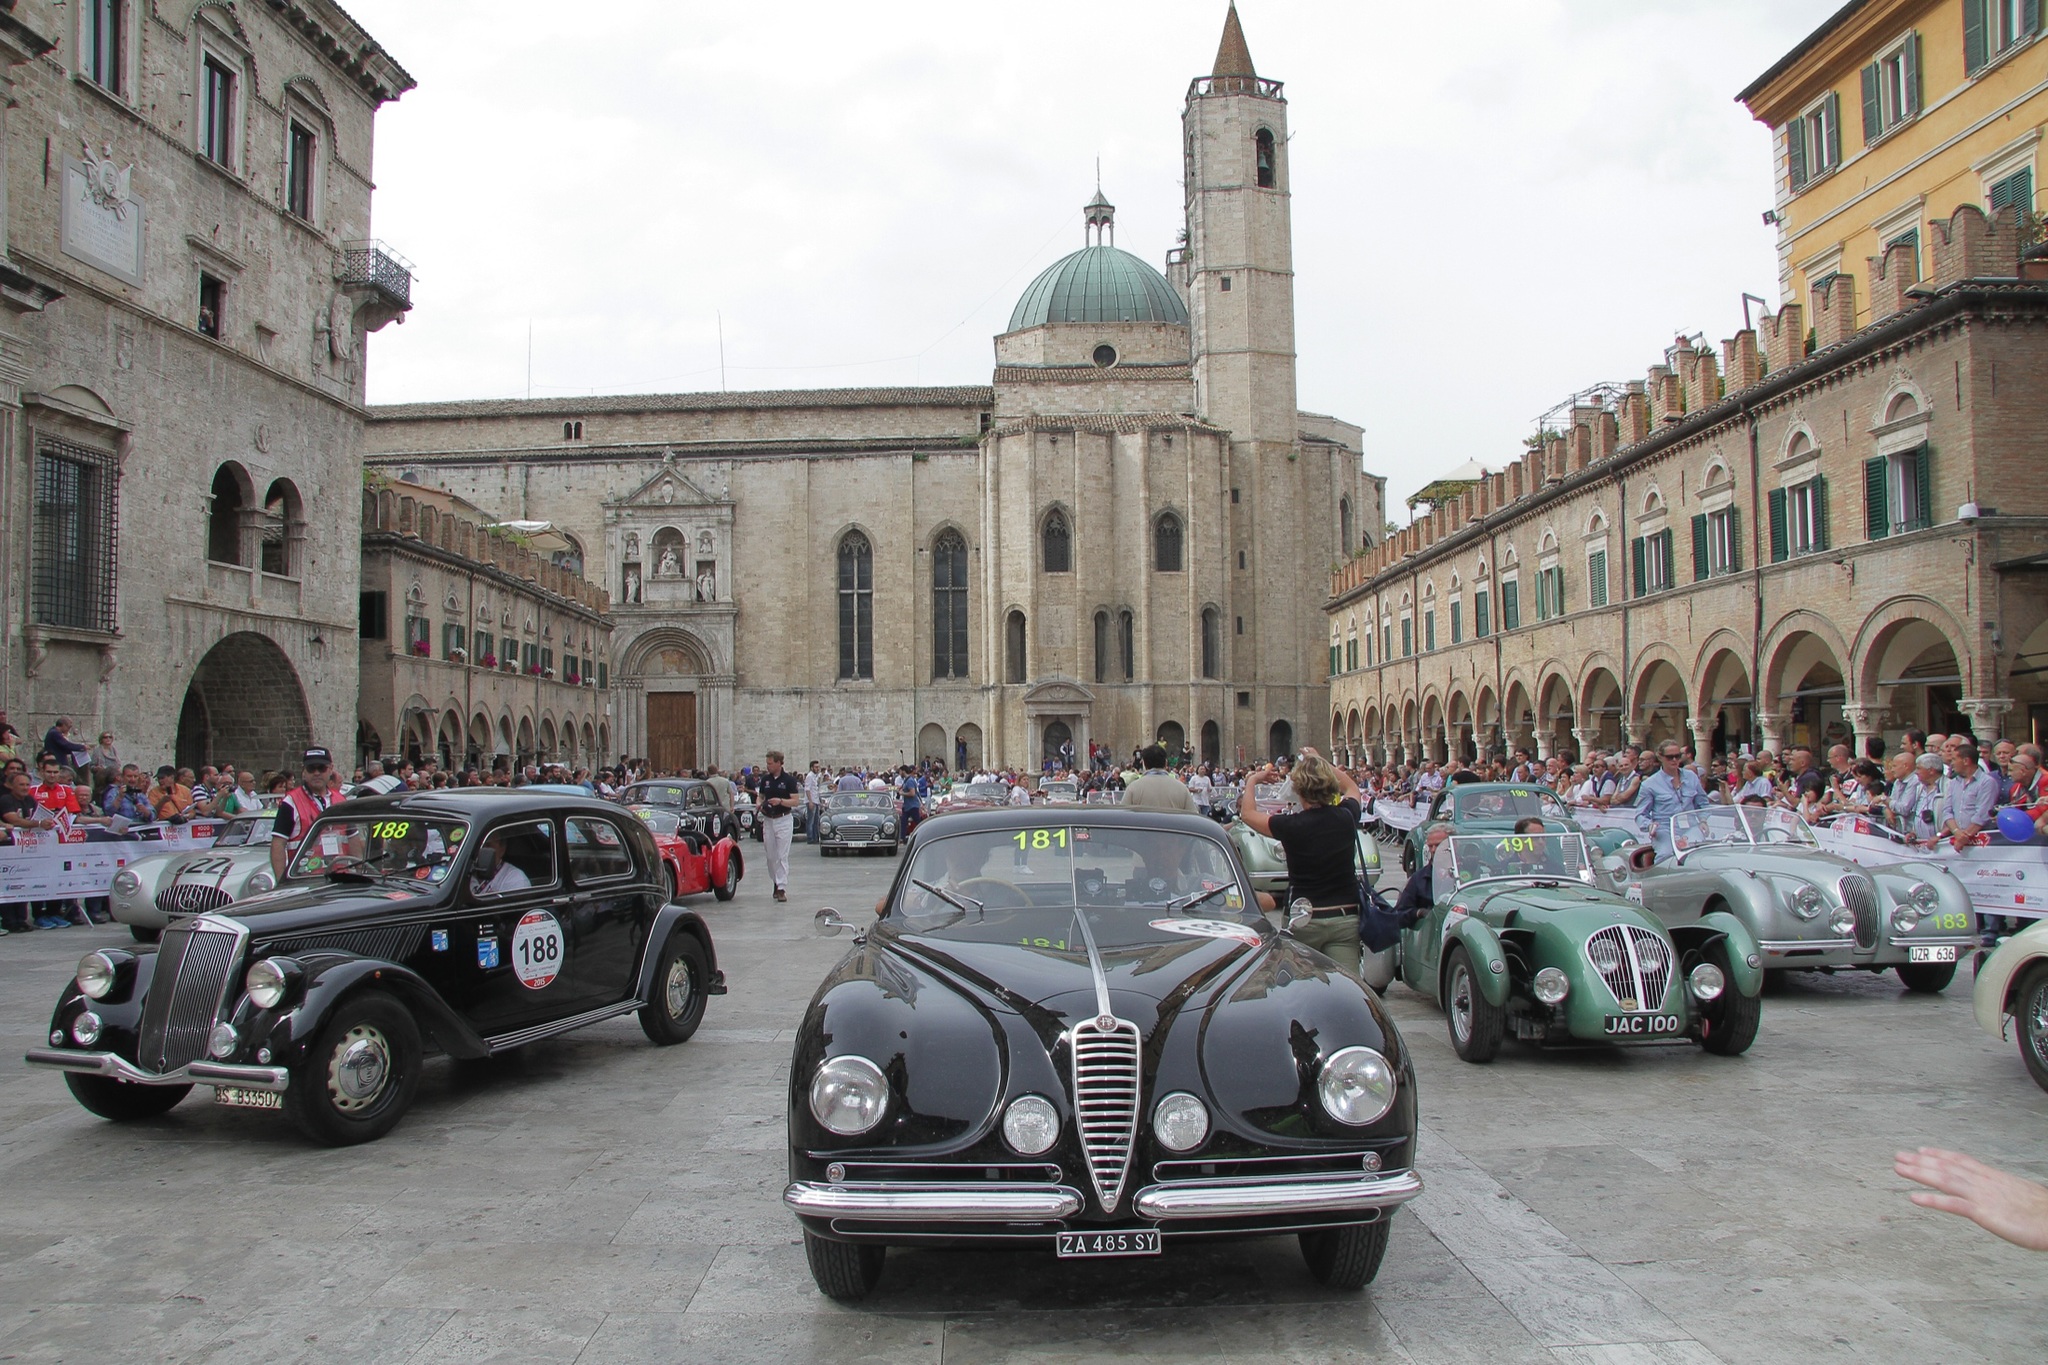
364, 9, 1382, 775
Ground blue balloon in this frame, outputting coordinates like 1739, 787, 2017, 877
1996, 806, 2035, 843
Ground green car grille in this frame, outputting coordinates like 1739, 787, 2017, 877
1584, 924, 1672, 1011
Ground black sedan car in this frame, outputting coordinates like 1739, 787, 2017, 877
619, 779, 740, 843
26, 790, 724, 1146
787, 808, 1421, 1300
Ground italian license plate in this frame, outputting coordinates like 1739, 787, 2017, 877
1601, 1013, 1684, 1036
1909, 945, 1957, 963
213, 1086, 281, 1110
1056, 1229, 1160, 1258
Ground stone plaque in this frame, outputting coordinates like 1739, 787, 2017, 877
60, 155, 145, 287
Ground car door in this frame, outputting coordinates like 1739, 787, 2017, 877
562, 813, 645, 1009
460, 816, 573, 1037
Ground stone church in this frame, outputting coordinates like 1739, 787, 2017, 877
365, 7, 1384, 774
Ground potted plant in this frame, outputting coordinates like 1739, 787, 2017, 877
479, 652, 498, 668
412, 640, 430, 657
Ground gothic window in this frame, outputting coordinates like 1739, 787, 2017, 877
286, 121, 317, 220
260, 479, 303, 577
932, 530, 969, 680
34, 438, 119, 632
1255, 128, 1277, 188
1340, 497, 1354, 552
1119, 609, 1135, 681
1201, 607, 1221, 680
837, 531, 873, 680
1154, 512, 1183, 573
201, 55, 236, 168
207, 464, 248, 566
1041, 508, 1071, 573
1005, 610, 1027, 684
1093, 610, 1110, 684
84, 0, 122, 93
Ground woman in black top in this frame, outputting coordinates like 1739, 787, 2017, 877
1239, 749, 1365, 975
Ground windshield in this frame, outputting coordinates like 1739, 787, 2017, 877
894, 824, 1245, 923
210, 816, 274, 848
1671, 806, 1817, 850
1435, 832, 1592, 888
288, 816, 469, 883
628, 806, 682, 836
1451, 787, 1570, 822
957, 783, 1006, 804
1042, 783, 1078, 801
827, 792, 893, 811
1083, 790, 1123, 806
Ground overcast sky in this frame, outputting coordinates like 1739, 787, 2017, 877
345, 0, 1841, 516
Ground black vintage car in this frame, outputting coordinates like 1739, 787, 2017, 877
619, 779, 740, 843
787, 808, 1421, 1301
26, 790, 724, 1146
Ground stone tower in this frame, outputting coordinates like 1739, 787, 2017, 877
1182, 4, 1320, 759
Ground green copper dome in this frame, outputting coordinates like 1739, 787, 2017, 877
1007, 245, 1188, 331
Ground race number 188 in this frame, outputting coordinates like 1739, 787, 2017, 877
512, 909, 562, 989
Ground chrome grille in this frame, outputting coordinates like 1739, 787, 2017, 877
155, 883, 233, 915
1839, 873, 1880, 950
1068, 1017, 1142, 1212
137, 922, 242, 1072
1584, 925, 1672, 1012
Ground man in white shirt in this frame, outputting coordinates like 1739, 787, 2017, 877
1008, 780, 1031, 806
802, 761, 825, 844
470, 829, 533, 897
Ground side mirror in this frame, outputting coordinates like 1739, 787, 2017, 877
1629, 846, 1657, 873
815, 907, 857, 937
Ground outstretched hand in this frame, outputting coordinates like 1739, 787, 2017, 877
1894, 1147, 2048, 1251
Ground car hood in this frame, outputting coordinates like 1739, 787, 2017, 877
204, 878, 442, 934
1463, 882, 1667, 936
1678, 844, 1855, 880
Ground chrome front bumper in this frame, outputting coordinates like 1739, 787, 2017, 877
25, 1049, 289, 1092
1885, 935, 1975, 951
784, 1169, 1423, 1224
1757, 937, 1856, 955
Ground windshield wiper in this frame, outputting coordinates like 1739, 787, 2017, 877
1166, 884, 1229, 913
911, 878, 982, 915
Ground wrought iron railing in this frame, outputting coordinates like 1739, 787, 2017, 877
336, 240, 414, 307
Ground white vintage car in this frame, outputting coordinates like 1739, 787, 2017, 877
108, 812, 281, 942
1973, 917, 2048, 1092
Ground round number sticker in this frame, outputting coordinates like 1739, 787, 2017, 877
511, 909, 563, 990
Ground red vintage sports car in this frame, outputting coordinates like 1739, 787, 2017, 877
628, 805, 743, 903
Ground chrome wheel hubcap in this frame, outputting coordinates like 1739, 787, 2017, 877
329, 1026, 391, 1111
665, 957, 695, 1019
2027, 985, 2048, 1065
1449, 966, 1473, 1043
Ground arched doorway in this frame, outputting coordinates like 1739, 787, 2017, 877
1043, 720, 1073, 769
470, 713, 493, 768
954, 723, 982, 772
1631, 659, 1689, 748
1200, 719, 1220, 768
918, 723, 947, 763
1767, 628, 1849, 751
1268, 719, 1293, 762
1156, 720, 1185, 764
1697, 645, 1754, 757
1580, 668, 1623, 752
175, 632, 312, 773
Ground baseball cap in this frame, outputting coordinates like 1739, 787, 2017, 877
155, 765, 176, 779
303, 746, 333, 768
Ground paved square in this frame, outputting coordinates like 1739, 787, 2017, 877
2, 845, 2043, 1363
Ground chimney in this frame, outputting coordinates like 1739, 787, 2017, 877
1723, 330, 1762, 392
1810, 272, 1857, 350
1758, 303, 1805, 374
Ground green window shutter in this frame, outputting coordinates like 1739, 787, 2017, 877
1692, 512, 1710, 580
1861, 62, 1882, 143
1822, 92, 1841, 170
1864, 456, 1890, 539
1475, 590, 1489, 637
1503, 582, 1519, 630
2027, 0, 2043, 38
1727, 508, 1742, 572
1401, 619, 1411, 656
1589, 549, 1608, 607
1915, 444, 1932, 529
1451, 602, 1462, 644
1554, 566, 1566, 615
1786, 116, 1808, 189
1330, 644, 1339, 677
1632, 536, 1646, 597
1813, 475, 1830, 551
1769, 488, 1789, 562
1965, 0, 1989, 73
1425, 611, 1436, 652
1904, 32, 1923, 116
1991, 168, 2034, 225
1658, 530, 1675, 587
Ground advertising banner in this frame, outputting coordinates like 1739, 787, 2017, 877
0, 823, 222, 902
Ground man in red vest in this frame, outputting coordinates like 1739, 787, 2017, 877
270, 747, 340, 879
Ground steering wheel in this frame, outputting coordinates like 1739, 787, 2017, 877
956, 877, 1030, 910
1762, 827, 1794, 844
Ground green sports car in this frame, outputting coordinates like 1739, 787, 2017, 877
1398, 833, 1763, 1062
1398, 783, 1639, 873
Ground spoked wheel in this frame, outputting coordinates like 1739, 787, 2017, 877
284, 990, 421, 1146
2015, 963, 2048, 1093
712, 853, 740, 902
64, 1074, 191, 1122
1299, 1219, 1391, 1290
1444, 946, 1503, 1063
1698, 943, 1762, 1057
639, 930, 709, 1045
804, 1230, 885, 1301
1894, 960, 1958, 993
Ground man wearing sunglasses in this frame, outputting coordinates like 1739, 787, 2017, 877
270, 747, 341, 879
1639, 743, 1710, 863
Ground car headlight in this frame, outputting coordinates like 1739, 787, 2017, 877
75, 951, 118, 1001
1789, 885, 1825, 920
1634, 939, 1667, 973
809, 1055, 889, 1136
1906, 881, 1939, 912
111, 868, 141, 897
1689, 963, 1726, 1001
1890, 905, 1921, 934
246, 870, 276, 895
1532, 967, 1570, 1005
1317, 1046, 1397, 1127
1587, 938, 1622, 974
71, 1011, 102, 1046
1153, 1092, 1210, 1152
882, 821, 896, 835
1002, 1094, 1060, 1155
1828, 904, 1856, 935
245, 957, 297, 1010
208, 1022, 238, 1059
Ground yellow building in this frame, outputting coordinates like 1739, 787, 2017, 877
1741, 0, 2043, 321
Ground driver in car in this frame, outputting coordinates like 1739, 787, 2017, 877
470, 828, 533, 897
901, 837, 991, 914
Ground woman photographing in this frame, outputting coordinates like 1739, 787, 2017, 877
1238, 747, 1367, 976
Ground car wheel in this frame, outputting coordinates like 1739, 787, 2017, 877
283, 990, 421, 1146
803, 1230, 885, 1301
1698, 943, 1761, 1057
2014, 963, 2048, 1093
1401, 842, 1416, 875
664, 865, 680, 905
639, 930, 710, 1046
1444, 947, 1503, 1063
712, 853, 740, 902
64, 1073, 191, 1122
1299, 1219, 1391, 1290
1894, 960, 1958, 993
128, 924, 161, 944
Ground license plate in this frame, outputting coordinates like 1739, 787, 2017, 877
1909, 945, 1957, 963
213, 1086, 281, 1110
1601, 1013, 1684, 1036
1055, 1229, 1160, 1258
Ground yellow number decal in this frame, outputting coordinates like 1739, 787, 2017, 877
370, 820, 412, 840
1497, 836, 1535, 852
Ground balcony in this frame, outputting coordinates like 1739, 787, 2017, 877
336, 240, 414, 310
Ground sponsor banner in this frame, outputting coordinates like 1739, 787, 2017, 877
1812, 823, 2047, 922
1372, 799, 1429, 833
0, 825, 222, 901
